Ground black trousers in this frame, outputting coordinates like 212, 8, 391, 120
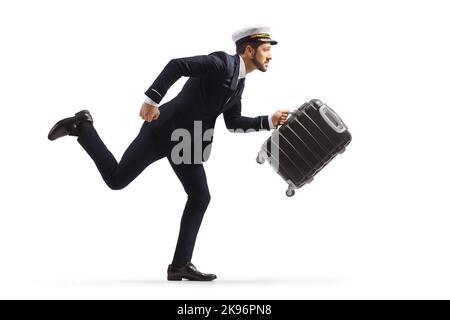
77, 122, 211, 264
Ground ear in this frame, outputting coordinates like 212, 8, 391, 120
245, 45, 255, 56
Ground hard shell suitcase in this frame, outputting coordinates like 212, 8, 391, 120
256, 99, 351, 197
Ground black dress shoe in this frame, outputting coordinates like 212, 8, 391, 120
48, 110, 93, 141
167, 262, 217, 281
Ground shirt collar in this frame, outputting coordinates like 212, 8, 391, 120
238, 55, 246, 79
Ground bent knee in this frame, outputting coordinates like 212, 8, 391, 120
106, 179, 128, 191
188, 192, 211, 207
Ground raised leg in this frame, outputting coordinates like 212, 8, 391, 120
77, 122, 168, 190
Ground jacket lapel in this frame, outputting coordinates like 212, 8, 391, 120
222, 78, 245, 113
230, 54, 240, 90
222, 54, 241, 109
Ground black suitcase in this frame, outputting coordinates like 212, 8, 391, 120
256, 99, 351, 197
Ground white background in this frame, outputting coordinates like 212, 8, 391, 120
1, 0, 449, 299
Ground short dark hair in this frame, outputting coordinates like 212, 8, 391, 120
236, 41, 264, 55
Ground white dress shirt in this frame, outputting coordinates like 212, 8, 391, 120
144, 55, 276, 129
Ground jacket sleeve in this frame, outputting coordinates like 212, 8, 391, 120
223, 100, 271, 132
145, 53, 228, 104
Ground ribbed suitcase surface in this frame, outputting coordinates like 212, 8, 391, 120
256, 99, 351, 197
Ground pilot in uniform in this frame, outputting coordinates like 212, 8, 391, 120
48, 25, 288, 281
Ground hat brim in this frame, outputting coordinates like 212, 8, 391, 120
235, 36, 278, 47
259, 38, 278, 45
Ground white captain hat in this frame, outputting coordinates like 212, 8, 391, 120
232, 24, 278, 47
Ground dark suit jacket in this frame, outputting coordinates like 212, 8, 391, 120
145, 51, 271, 162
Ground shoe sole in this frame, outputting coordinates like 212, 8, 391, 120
167, 275, 217, 281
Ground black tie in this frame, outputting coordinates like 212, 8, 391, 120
225, 78, 245, 106
237, 78, 245, 89
232, 78, 245, 99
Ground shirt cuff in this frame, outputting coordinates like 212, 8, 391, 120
268, 116, 276, 129
144, 96, 159, 108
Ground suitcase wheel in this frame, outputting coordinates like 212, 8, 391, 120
310, 99, 323, 108
339, 147, 346, 154
256, 153, 265, 164
286, 189, 295, 197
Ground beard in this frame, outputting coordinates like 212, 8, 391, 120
251, 53, 267, 72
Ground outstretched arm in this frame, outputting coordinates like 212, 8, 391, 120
223, 100, 289, 132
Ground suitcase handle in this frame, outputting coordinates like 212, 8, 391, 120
319, 104, 347, 133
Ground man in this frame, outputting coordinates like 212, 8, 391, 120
48, 25, 289, 281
